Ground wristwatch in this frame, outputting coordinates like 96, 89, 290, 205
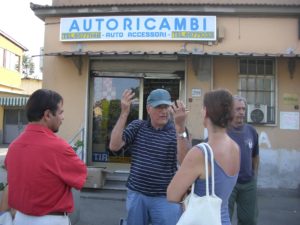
178, 131, 188, 139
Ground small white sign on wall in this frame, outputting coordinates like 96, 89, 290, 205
192, 88, 201, 97
280, 112, 299, 130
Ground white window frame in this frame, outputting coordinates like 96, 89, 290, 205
238, 57, 276, 124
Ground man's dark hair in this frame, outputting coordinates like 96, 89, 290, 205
204, 89, 233, 128
26, 89, 63, 122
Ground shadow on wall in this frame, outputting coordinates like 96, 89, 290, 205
258, 148, 300, 189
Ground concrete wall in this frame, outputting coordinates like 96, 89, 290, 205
259, 148, 300, 189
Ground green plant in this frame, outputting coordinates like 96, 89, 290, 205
73, 140, 84, 152
0, 182, 6, 191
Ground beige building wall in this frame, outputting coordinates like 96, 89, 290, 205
213, 57, 238, 92
21, 78, 43, 95
181, 55, 300, 150
42, 54, 89, 140
184, 57, 211, 141
42, 15, 300, 142
40, 7, 300, 188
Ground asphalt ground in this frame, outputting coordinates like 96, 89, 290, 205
1, 146, 299, 225
74, 187, 300, 225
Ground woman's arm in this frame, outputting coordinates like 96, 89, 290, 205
167, 147, 205, 203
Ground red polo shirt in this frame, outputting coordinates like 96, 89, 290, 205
5, 124, 87, 216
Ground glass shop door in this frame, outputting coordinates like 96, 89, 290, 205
89, 74, 181, 167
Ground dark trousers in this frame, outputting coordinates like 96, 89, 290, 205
229, 179, 258, 225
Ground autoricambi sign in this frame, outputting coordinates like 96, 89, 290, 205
60, 15, 216, 42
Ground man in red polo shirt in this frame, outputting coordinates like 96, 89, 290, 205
5, 89, 87, 225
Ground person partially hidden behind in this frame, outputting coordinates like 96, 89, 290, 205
5, 89, 87, 225
228, 95, 260, 225
109, 88, 190, 225
167, 89, 240, 225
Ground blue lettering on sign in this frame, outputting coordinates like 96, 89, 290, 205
106, 19, 118, 31
92, 152, 109, 162
191, 18, 199, 31
174, 18, 186, 30
83, 19, 92, 31
159, 18, 171, 30
106, 32, 124, 38
136, 18, 140, 31
69, 20, 80, 32
145, 18, 155, 30
67, 17, 210, 32
124, 18, 132, 30
63, 16, 215, 41
96, 18, 104, 30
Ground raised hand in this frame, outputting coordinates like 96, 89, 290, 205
120, 89, 136, 115
170, 100, 188, 131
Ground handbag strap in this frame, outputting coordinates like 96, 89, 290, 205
203, 143, 216, 197
194, 143, 216, 197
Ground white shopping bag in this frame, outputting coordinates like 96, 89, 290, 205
0, 211, 13, 225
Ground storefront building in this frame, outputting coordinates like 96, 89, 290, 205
0, 30, 42, 144
31, 0, 300, 189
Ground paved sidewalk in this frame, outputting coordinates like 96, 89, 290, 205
75, 188, 300, 225
75, 190, 127, 225
1, 146, 299, 225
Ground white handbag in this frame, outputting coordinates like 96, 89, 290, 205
176, 143, 222, 225
0, 212, 13, 225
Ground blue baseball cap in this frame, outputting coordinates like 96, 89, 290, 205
147, 89, 172, 107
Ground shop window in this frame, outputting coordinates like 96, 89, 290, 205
91, 76, 140, 163
3, 109, 28, 144
14, 55, 21, 72
3, 50, 20, 72
238, 58, 276, 124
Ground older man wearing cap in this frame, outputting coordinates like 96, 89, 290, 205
110, 88, 189, 225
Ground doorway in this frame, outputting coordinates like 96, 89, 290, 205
143, 79, 180, 119
89, 75, 182, 166
3, 109, 27, 144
